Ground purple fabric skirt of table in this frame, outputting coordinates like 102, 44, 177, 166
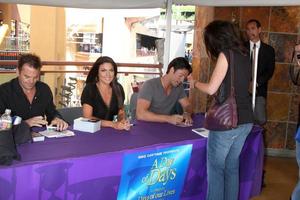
0, 113, 263, 200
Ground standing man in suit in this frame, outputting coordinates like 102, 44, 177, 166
245, 19, 275, 125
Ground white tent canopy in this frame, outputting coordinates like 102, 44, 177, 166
0, 0, 299, 9
2, 0, 298, 71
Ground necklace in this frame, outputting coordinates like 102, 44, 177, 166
96, 83, 112, 107
96, 83, 111, 92
22, 87, 35, 94
161, 77, 171, 95
22, 87, 36, 103
24, 89, 33, 93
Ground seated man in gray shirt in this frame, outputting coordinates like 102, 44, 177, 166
136, 57, 193, 125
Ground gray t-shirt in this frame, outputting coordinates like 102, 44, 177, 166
138, 77, 186, 115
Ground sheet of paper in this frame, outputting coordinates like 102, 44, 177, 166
191, 128, 209, 138
175, 123, 193, 127
32, 132, 45, 142
39, 130, 75, 138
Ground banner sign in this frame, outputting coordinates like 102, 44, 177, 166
117, 144, 193, 200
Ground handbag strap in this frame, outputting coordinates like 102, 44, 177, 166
228, 50, 235, 94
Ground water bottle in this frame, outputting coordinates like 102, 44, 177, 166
0, 109, 12, 130
132, 75, 138, 93
113, 115, 118, 122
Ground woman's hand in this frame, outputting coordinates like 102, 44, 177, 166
112, 120, 131, 131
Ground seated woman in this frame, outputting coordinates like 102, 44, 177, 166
81, 56, 130, 130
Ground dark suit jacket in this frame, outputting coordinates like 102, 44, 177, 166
245, 41, 275, 98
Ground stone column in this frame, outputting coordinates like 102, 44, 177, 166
190, 6, 214, 113
30, 6, 66, 106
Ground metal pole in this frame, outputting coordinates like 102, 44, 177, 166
163, 0, 172, 73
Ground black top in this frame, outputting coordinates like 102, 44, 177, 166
81, 83, 125, 121
0, 78, 61, 123
245, 41, 275, 98
221, 49, 253, 124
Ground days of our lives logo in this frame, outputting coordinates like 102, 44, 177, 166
141, 157, 176, 186
117, 144, 192, 200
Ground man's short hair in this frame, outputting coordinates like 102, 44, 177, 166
246, 19, 261, 28
18, 53, 42, 71
166, 57, 192, 74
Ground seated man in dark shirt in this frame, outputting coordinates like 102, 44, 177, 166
0, 53, 68, 131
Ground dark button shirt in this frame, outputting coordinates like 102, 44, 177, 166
81, 83, 125, 121
0, 78, 61, 123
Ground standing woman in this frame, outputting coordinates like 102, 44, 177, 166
81, 56, 130, 130
189, 20, 254, 200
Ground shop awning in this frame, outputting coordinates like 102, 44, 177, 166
0, 0, 299, 9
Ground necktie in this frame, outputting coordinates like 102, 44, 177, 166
250, 43, 256, 65
251, 43, 257, 77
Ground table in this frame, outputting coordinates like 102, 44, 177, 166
0, 114, 263, 200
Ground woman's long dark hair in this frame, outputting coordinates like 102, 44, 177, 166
204, 20, 247, 59
86, 56, 123, 109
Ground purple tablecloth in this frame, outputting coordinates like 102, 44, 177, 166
0, 113, 263, 200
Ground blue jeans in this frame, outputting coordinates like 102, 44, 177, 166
292, 141, 300, 200
206, 123, 253, 200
